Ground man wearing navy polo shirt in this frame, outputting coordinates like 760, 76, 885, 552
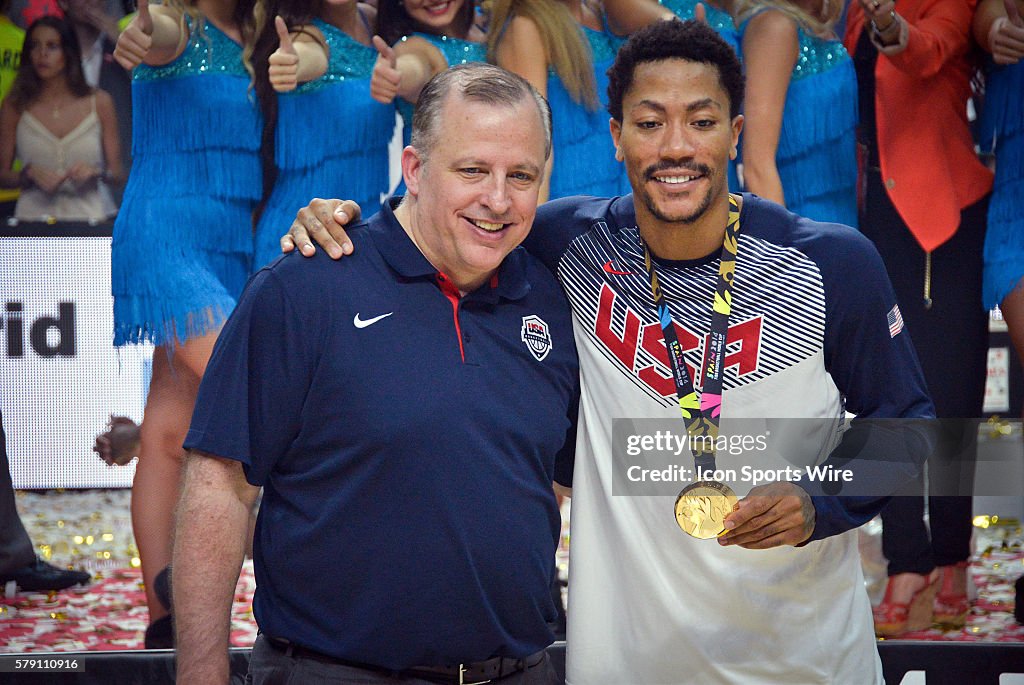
172, 64, 578, 685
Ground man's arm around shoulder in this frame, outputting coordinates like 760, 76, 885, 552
173, 451, 260, 685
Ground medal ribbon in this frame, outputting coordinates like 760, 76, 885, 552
641, 193, 741, 474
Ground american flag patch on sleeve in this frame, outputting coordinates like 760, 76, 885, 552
887, 304, 904, 338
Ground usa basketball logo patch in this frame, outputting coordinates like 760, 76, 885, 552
521, 315, 553, 361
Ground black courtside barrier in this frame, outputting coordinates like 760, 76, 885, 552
2, 642, 1024, 684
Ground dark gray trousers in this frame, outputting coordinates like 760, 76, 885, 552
0, 411, 35, 575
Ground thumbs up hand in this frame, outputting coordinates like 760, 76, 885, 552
370, 35, 401, 104
268, 16, 302, 92
990, 0, 1024, 64
694, 2, 708, 24
113, 0, 154, 70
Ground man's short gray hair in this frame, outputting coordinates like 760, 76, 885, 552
410, 63, 553, 162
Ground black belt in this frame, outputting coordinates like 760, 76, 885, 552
263, 635, 546, 684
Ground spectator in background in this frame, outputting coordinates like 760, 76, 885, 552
0, 0, 24, 216
734, 0, 859, 227
846, 0, 992, 637
975, 0, 1024, 419
58, 0, 132, 196
0, 15, 122, 221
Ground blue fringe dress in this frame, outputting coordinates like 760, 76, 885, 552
254, 19, 394, 270
111, 19, 261, 346
979, 60, 1024, 308
546, 25, 622, 199
659, 0, 742, 193
738, 13, 858, 227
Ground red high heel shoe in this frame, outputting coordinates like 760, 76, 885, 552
934, 561, 970, 627
873, 570, 940, 637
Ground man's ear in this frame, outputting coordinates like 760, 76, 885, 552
730, 114, 744, 161
401, 145, 424, 197
610, 118, 623, 162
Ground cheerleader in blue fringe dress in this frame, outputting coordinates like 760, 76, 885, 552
487, 0, 636, 201
369, 0, 485, 195
104, 0, 260, 645
251, 0, 393, 270
735, 0, 858, 227
976, 0, 1024, 399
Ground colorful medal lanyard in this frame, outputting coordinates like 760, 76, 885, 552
640, 194, 741, 474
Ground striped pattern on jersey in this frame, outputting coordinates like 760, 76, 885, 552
557, 219, 825, 407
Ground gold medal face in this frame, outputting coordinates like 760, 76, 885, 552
674, 480, 738, 539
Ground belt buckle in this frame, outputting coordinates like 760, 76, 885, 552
459, 663, 491, 685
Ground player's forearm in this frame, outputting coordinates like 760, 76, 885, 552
799, 417, 933, 541
172, 454, 255, 685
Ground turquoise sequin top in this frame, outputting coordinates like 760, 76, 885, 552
112, 18, 262, 346
738, 10, 857, 227
255, 19, 394, 269
295, 19, 379, 93
547, 24, 623, 199
659, 0, 740, 55
979, 60, 1024, 308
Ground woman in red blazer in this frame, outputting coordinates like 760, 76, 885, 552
845, 0, 993, 638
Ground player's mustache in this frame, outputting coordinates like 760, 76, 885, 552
644, 161, 711, 180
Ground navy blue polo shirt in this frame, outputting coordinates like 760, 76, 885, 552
184, 202, 580, 669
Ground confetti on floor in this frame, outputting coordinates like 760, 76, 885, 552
0, 489, 257, 652
0, 489, 1020, 653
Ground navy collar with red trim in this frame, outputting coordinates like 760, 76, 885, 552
373, 197, 532, 303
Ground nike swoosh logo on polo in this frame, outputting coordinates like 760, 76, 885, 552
353, 312, 393, 328
602, 260, 634, 276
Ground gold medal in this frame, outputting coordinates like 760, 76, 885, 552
674, 480, 738, 539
